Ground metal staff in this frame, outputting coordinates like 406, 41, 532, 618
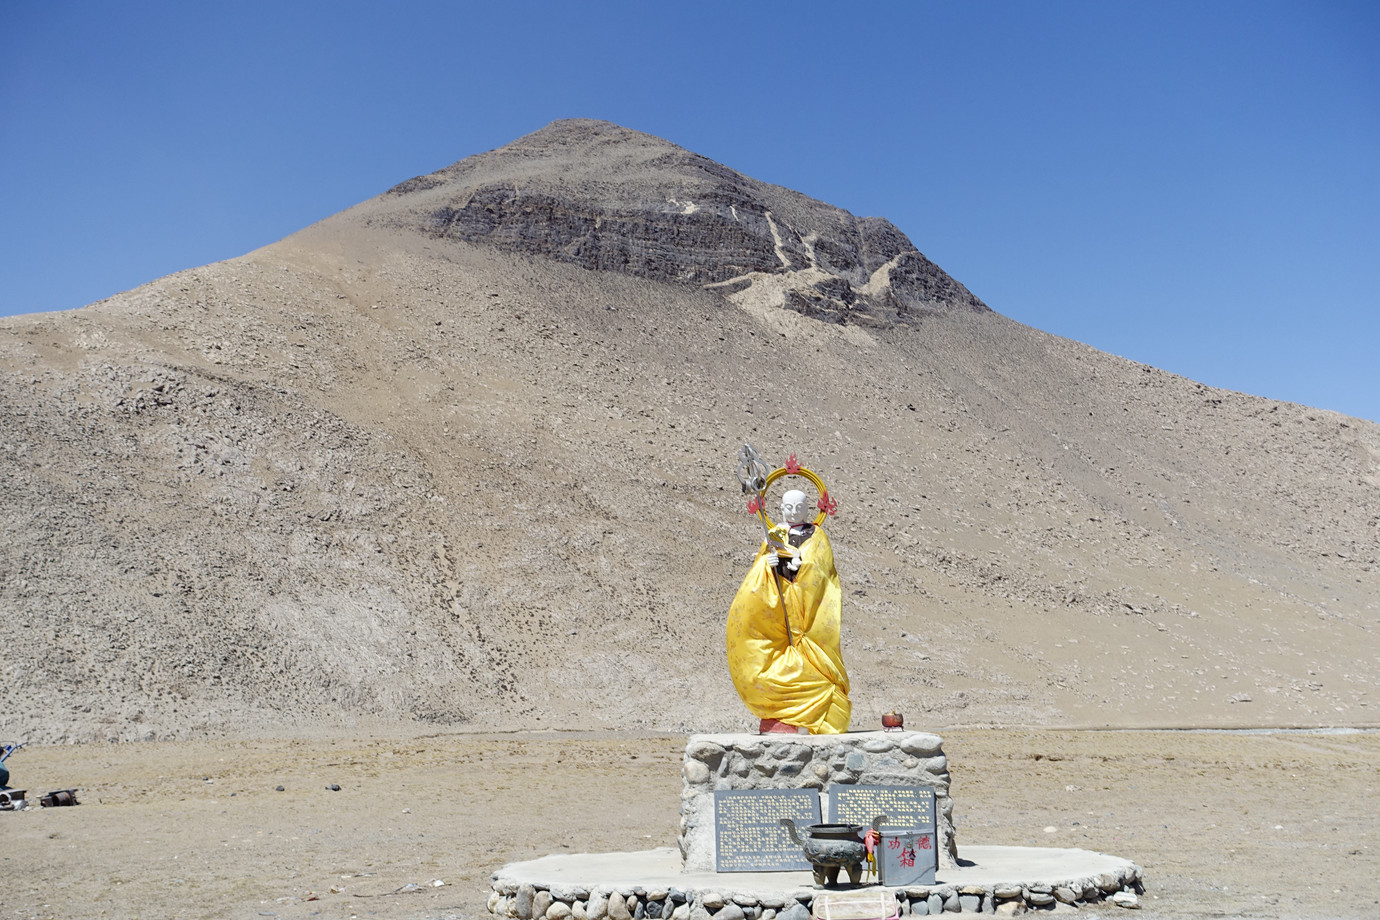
735, 443, 794, 647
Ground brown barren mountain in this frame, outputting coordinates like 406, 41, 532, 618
2, 119, 1378, 745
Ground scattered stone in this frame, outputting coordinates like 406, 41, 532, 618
548, 903, 572, 920
686, 742, 725, 764
1111, 891, 1140, 909
326, 784, 341, 791
516, 884, 536, 920
700, 893, 724, 911
554, 885, 590, 901
587, 891, 609, 920
608, 893, 631, 920
534, 891, 553, 919
735, 740, 763, 758
684, 761, 710, 784
899, 734, 944, 758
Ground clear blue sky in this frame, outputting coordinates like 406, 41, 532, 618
3, 1, 1377, 421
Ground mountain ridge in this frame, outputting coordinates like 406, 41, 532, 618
353, 119, 987, 325
1, 120, 1376, 744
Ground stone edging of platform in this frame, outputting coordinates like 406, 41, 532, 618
487, 865, 1145, 918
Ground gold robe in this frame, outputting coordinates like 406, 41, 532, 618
726, 524, 851, 734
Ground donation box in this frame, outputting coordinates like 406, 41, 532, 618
876, 827, 937, 886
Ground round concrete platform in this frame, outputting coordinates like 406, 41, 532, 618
489, 846, 1143, 916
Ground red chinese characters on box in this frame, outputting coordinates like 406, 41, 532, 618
877, 829, 937, 886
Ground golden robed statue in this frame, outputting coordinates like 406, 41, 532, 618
727, 446, 851, 734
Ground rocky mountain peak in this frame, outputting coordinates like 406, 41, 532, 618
361, 119, 987, 325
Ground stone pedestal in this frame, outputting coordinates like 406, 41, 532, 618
677, 731, 958, 872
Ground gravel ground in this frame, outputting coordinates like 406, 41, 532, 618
3, 728, 1376, 920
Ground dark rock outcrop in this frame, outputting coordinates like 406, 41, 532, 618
367, 119, 987, 325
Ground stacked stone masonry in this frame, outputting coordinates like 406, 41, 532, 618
486, 866, 1146, 919
678, 732, 960, 871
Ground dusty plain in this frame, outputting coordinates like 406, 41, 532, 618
4, 727, 1378, 920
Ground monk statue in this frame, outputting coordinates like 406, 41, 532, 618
726, 454, 851, 735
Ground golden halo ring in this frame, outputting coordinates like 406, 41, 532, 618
759, 466, 830, 529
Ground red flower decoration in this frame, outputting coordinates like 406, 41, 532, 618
817, 491, 838, 516
785, 454, 801, 474
747, 495, 762, 515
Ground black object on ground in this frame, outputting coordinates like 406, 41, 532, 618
40, 789, 79, 807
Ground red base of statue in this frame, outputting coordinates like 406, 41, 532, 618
758, 718, 801, 734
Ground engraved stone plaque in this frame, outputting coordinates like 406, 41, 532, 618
713, 788, 821, 872
827, 784, 936, 832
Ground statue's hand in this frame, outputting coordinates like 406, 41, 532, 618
787, 552, 802, 572
766, 551, 779, 569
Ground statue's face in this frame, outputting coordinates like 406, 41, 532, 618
781, 490, 810, 525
